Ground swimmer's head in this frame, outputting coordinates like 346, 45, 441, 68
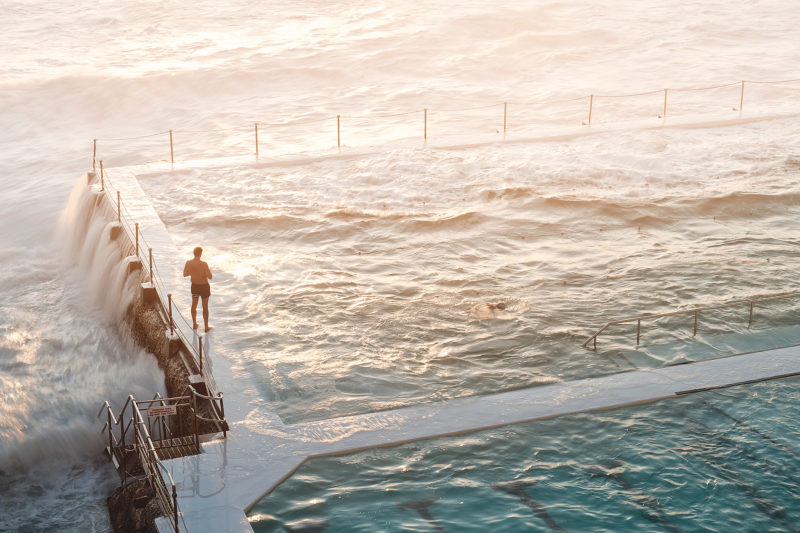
488, 302, 507, 310
193, 246, 203, 258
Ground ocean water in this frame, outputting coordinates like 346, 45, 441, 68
1, 0, 800, 530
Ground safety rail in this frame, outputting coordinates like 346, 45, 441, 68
98, 395, 189, 533
184, 384, 227, 438
90, 168, 222, 402
583, 292, 800, 350
90, 76, 800, 166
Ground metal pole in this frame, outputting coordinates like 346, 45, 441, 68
503, 102, 507, 135
588, 94, 594, 125
93, 139, 97, 171
636, 319, 641, 345
117, 191, 121, 223
739, 80, 745, 113
219, 395, 226, 438
254, 123, 259, 157
749, 302, 754, 327
663, 88, 668, 118
168, 293, 174, 336
135, 223, 139, 257
172, 484, 179, 533
148, 248, 153, 284
99, 160, 104, 191
169, 130, 174, 164
424, 108, 427, 140
693, 311, 698, 336
593, 336, 597, 351
337, 115, 340, 148
107, 409, 113, 453
198, 337, 203, 372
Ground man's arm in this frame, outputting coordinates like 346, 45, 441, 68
183, 260, 190, 277
205, 262, 212, 280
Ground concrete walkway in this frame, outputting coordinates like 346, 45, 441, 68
89, 170, 800, 533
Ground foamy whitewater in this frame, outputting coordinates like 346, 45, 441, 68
1, 0, 800, 530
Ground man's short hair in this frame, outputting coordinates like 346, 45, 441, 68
193, 246, 203, 258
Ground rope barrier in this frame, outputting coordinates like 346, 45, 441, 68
90, 76, 799, 166
594, 89, 666, 99
669, 81, 741, 93
95, 130, 172, 142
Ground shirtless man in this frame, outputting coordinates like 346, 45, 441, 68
183, 246, 213, 332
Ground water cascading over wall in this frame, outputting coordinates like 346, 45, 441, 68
60, 177, 145, 324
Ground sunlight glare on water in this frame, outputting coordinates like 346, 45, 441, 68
1, 0, 800, 530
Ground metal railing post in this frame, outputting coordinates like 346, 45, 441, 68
148, 248, 153, 284
693, 311, 698, 336
739, 80, 745, 113
168, 293, 174, 336
336, 115, 340, 148
503, 102, 507, 135
99, 160, 104, 191
424, 108, 427, 140
662, 88, 668, 118
117, 191, 121, 223
173, 484, 179, 532
588, 94, 594, 125
135, 223, 139, 257
593, 335, 596, 351
219, 394, 226, 438
254, 122, 259, 157
107, 408, 113, 453
749, 301, 754, 327
169, 130, 174, 164
636, 319, 641, 345
93, 139, 97, 172
192, 394, 200, 449
198, 337, 203, 372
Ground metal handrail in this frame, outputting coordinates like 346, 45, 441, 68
183, 385, 226, 439
98, 395, 188, 532
583, 291, 800, 350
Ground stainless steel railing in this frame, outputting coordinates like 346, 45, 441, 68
583, 292, 800, 350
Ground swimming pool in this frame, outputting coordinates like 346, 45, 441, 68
248, 377, 800, 532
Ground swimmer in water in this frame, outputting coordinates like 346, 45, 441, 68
487, 302, 506, 311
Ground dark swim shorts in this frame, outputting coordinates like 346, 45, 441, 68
191, 283, 211, 298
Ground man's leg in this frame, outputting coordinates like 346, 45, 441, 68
202, 296, 210, 331
191, 295, 199, 329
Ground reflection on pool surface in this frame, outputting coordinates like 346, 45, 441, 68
248, 377, 800, 532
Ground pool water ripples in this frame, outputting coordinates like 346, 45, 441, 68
249, 379, 800, 532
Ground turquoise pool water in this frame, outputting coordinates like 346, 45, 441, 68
248, 377, 800, 532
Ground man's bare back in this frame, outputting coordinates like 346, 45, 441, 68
183, 247, 213, 332
183, 258, 212, 284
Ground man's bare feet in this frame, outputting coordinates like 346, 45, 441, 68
193, 323, 199, 330
204, 326, 214, 333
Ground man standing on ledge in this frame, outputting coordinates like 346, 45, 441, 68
183, 246, 212, 332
